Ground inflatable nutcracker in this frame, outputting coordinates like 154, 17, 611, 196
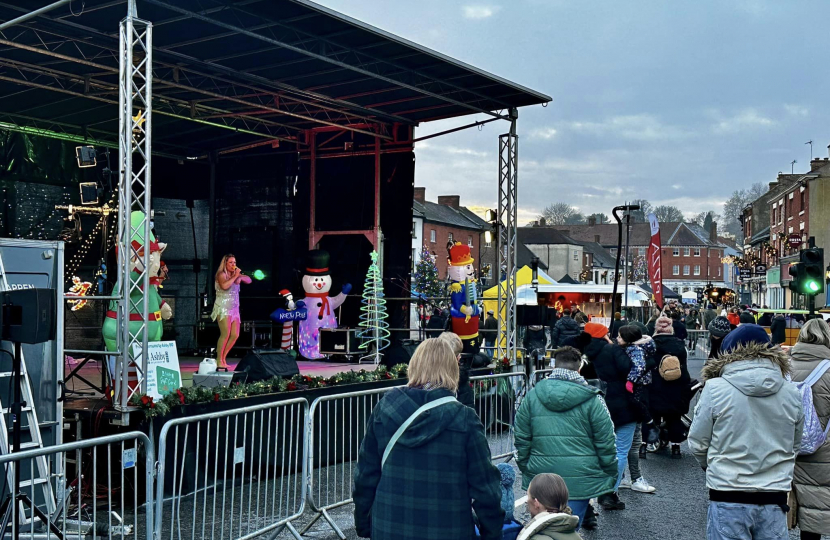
298, 250, 351, 359
447, 242, 480, 354
102, 211, 173, 400
269, 289, 307, 351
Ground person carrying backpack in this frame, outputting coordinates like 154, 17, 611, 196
790, 319, 830, 540
648, 317, 691, 459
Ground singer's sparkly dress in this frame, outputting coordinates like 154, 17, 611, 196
212, 276, 240, 323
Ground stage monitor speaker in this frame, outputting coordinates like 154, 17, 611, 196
235, 348, 299, 382
1, 288, 56, 344
193, 371, 248, 389
381, 339, 421, 368
319, 328, 355, 355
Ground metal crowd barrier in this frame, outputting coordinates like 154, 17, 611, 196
470, 372, 528, 461
0, 431, 154, 540
304, 386, 402, 540
532, 369, 552, 386
155, 398, 309, 540
686, 330, 711, 358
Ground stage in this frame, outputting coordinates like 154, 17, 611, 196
62, 355, 370, 410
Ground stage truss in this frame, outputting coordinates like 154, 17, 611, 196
497, 109, 519, 362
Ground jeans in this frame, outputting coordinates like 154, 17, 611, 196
613, 422, 637, 491
484, 341, 495, 358
706, 502, 787, 539
568, 499, 589, 531
628, 422, 642, 480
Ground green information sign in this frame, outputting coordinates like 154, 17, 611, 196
156, 366, 181, 396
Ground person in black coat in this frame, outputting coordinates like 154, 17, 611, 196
585, 323, 637, 510
770, 313, 786, 345
668, 310, 687, 341
648, 317, 691, 459
551, 314, 581, 347
757, 311, 773, 327
426, 308, 446, 338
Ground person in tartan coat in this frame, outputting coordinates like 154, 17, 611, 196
353, 339, 504, 540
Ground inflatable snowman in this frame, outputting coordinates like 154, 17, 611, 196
447, 242, 480, 354
298, 250, 351, 359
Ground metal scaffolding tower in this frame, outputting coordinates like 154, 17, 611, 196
114, 1, 152, 410
497, 108, 518, 362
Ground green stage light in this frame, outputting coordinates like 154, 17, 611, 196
253, 269, 266, 281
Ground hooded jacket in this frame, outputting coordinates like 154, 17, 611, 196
649, 333, 691, 416
770, 314, 787, 344
551, 316, 580, 348
790, 341, 830, 534
514, 376, 617, 497
591, 342, 640, 427
688, 343, 804, 493
517, 512, 581, 540
353, 387, 504, 540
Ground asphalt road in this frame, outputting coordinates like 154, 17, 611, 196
293, 352, 823, 539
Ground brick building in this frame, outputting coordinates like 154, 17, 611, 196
411, 187, 487, 280
550, 220, 729, 294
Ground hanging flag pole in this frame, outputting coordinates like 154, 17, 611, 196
647, 213, 664, 309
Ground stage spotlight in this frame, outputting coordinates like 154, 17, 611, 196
79, 182, 99, 205
75, 146, 97, 168
253, 269, 266, 281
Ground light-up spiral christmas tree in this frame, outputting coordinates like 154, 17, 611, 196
357, 251, 390, 364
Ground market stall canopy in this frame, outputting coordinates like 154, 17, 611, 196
0, 0, 552, 159
638, 283, 682, 300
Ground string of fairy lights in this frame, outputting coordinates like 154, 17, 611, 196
1, 185, 71, 239
64, 188, 119, 284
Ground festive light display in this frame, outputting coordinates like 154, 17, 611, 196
65, 276, 92, 310
357, 251, 390, 364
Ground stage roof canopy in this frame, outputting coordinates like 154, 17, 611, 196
0, 0, 551, 159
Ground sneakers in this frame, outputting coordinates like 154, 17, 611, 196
631, 477, 657, 493
598, 492, 626, 511
619, 474, 632, 489
671, 444, 682, 459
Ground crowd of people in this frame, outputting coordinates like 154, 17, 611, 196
350, 304, 830, 540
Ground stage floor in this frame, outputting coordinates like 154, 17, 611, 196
64, 354, 370, 400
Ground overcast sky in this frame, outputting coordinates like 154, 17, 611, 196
320, 0, 827, 224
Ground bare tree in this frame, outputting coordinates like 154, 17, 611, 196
586, 212, 611, 224
629, 199, 653, 222
539, 202, 580, 225
722, 182, 768, 237
653, 205, 685, 223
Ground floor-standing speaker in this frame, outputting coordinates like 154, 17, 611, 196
235, 349, 299, 382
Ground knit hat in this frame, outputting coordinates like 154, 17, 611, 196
721, 323, 770, 353
708, 316, 732, 338
654, 316, 674, 335
584, 322, 609, 339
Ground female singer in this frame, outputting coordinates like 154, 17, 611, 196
212, 254, 251, 368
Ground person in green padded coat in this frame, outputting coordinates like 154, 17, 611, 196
514, 346, 618, 530
102, 211, 172, 396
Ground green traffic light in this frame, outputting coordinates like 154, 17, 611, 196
807, 281, 820, 293
253, 269, 266, 281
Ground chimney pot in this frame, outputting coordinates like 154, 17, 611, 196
437, 195, 460, 210
414, 187, 426, 203
588, 216, 597, 226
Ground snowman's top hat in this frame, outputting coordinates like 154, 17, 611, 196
305, 249, 330, 275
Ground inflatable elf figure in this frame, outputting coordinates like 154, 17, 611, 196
102, 211, 173, 400
447, 242, 480, 354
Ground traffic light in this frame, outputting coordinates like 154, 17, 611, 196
789, 247, 825, 295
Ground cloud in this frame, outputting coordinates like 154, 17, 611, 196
567, 114, 688, 141
672, 184, 681, 190
712, 108, 775, 133
416, 143, 488, 158
784, 104, 808, 117
462, 5, 500, 19
529, 127, 557, 140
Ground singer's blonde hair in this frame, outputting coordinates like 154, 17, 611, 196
215, 254, 236, 280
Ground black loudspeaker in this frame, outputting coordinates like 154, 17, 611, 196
235, 349, 299, 382
1, 289, 56, 344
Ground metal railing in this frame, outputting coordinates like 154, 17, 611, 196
686, 330, 711, 358
470, 372, 528, 461
155, 398, 308, 540
0, 431, 154, 539
304, 385, 402, 539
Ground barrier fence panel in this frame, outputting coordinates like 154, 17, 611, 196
532, 369, 552, 387
304, 386, 402, 540
155, 398, 308, 540
470, 372, 527, 461
0, 431, 153, 540
687, 330, 711, 358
